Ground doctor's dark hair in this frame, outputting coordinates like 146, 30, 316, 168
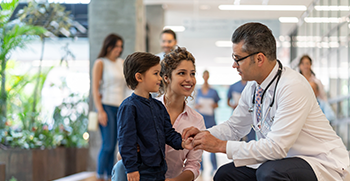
231, 22, 276, 61
98, 33, 124, 58
123, 52, 160, 90
159, 46, 195, 95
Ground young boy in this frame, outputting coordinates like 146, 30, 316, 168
117, 52, 193, 181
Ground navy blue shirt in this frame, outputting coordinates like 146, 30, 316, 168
117, 93, 183, 173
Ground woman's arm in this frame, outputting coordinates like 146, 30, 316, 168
92, 59, 107, 126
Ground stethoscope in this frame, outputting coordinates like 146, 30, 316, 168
249, 60, 283, 132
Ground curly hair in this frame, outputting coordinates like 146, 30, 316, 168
159, 47, 196, 98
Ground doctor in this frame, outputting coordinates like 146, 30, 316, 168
183, 22, 349, 181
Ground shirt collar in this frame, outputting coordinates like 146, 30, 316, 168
131, 93, 152, 103
156, 94, 189, 115
258, 62, 279, 90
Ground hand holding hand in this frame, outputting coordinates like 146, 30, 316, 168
182, 137, 194, 150
127, 171, 140, 181
182, 126, 200, 140
192, 131, 227, 153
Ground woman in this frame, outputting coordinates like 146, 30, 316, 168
195, 70, 220, 175
112, 47, 205, 181
298, 55, 327, 101
92, 33, 128, 181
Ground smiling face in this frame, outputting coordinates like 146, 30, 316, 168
166, 60, 196, 97
141, 64, 162, 93
231, 41, 259, 81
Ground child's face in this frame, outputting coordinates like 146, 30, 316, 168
142, 64, 162, 93
168, 60, 196, 97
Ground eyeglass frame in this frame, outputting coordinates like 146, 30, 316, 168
232, 52, 260, 65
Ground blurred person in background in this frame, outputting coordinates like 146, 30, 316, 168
299, 55, 327, 101
195, 70, 220, 176
156, 29, 177, 60
92, 33, 128, 181
227, 80, 246, 110
227, 80, 255, 142
309, 81, 336, 122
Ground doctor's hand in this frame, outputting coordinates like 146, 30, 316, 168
192, 131, 227, 153
182, 126, 201, 140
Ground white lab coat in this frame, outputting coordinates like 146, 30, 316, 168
209, 63, 350, 181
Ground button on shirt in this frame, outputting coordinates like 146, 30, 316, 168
208, 63, 350, 181
118, 93, 183, 173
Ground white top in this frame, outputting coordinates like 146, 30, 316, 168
208, 62, 350, 181
99, 57, 127, 107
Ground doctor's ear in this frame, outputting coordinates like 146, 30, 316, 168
256, 53, 265, 65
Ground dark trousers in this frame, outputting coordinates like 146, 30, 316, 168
139, 160, 168, 181
214, 157, 318, 181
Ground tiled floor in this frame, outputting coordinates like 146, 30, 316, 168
57, 152, 231, 181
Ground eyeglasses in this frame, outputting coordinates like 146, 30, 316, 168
232, 52, 260, 65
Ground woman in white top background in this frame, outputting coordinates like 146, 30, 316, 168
298, 55, 328, 101
92, 33, 128, 181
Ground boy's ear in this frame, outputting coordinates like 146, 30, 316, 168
135, 72, 143, 82
164, 76, 168, 83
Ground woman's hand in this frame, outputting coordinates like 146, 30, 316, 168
182, 137, 194, 150
98, 110, 108, 126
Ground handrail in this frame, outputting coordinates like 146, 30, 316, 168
328, 94, 350, 105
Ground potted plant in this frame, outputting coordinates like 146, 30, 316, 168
0, 0, 45, 128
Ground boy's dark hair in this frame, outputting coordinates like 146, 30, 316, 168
124, 52, 160, 90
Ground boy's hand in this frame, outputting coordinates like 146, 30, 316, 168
182, 137, 194, 150
127, 171, 140, 181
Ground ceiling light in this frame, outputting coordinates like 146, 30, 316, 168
314, 6, 350, 11
304, 17, 342, 23
279, 17, 299, 23
163, 26, 185, 32
218, 5, 307, 11
215, 41, 232, 47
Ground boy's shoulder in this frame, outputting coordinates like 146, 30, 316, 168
149, 97, 167, 111
119, 95, 137, 107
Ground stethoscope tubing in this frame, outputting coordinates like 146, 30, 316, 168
250, 60, 283, 132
